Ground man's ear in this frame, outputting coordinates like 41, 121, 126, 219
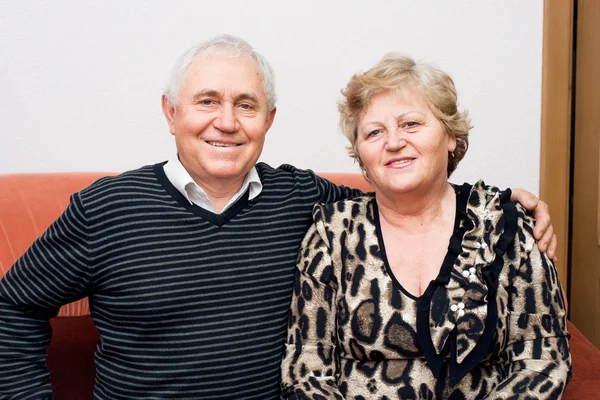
264, 107, 277, 133
161, 95, 177, 135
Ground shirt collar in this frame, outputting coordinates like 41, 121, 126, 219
163, 156, 262, 208
244, 165, 263, 201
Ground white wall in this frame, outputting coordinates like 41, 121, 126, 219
0, 0, 544, 194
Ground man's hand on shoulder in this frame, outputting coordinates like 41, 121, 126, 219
511, 188, 557, 262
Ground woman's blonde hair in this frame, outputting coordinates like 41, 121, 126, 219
338, 53, 471, 177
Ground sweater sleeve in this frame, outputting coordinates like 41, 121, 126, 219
0, 193, 94, 399
281, 209, 344, 399
483, 208, 571, 399
313, 174, 364, 204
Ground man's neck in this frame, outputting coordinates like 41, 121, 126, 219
199, 178, 246, 213
182, 167, 246, 212
173, 154, 248, 212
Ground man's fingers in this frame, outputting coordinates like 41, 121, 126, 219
511, 187, 538, 211
533, 200, 551, 240
547, 233, 558, 262
537, 221, 555, 255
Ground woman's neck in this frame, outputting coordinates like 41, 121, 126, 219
376, 181, 455, 233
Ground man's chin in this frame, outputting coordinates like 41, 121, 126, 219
186, 156, 257, 184
205, 166, 250, 182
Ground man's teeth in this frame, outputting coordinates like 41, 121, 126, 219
207, 141, 238, 147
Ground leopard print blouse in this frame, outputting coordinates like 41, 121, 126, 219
281, 181, 571, 399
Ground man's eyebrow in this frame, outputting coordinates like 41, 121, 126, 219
192, 90, 221, 101
191, 91, 260, 106
236, 93, 259, 103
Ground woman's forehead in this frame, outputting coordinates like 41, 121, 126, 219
361, 88, 432, 118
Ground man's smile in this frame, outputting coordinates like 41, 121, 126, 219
205, 140, 242, 148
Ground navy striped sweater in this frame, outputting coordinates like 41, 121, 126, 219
0, 162, 360, 400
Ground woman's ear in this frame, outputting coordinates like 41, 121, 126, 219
447, 134, 457, 153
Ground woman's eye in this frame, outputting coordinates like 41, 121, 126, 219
368, 129, 381, 137
403, 121, 419, 129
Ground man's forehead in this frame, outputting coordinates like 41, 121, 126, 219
188, 53, 260, 77
184, 54, 266, 96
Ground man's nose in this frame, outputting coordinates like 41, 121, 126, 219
213, 103, 239, 133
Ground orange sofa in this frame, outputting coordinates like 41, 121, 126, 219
0, 172, 598, 399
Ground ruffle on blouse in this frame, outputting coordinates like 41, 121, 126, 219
416, 181, 518, 387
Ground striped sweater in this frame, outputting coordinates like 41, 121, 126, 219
0, 162, 360, 400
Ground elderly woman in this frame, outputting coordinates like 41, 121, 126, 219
281, 54, 571, 399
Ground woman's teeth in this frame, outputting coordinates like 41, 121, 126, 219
390, 159, 412, 165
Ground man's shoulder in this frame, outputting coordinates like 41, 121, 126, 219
80, 164, 159, 193
77, 163, 165, 209
255, 162, 320, 190
256, 162, 314, 178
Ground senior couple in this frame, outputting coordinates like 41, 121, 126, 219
0, 35, 569, 399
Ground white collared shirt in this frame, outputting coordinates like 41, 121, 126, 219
163, 157, 262, 214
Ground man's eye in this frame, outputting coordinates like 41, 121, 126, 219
238, 102, 258, 111
200, 99, 214, 106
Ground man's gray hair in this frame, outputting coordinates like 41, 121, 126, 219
164, 34, 277, 111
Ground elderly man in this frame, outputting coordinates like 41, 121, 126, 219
0, 35, 555, 399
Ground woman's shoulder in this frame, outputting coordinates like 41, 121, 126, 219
305, 195, 376, 256
455, 180, 506, 209
458, 180, 524, 233
460, 179, 536, 244
459, 180, 545, 293
311, 194, 375, 225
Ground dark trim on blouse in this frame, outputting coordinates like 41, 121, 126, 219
413, 184, 518, 386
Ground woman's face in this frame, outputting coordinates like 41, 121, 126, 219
357, 89, 456, 196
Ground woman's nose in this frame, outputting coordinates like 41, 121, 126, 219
385, 128, 407, 151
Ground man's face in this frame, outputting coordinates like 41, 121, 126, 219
162, 54, 276, 188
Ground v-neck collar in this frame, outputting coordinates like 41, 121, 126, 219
372, 184, 468, 301
153, 162, 252, 227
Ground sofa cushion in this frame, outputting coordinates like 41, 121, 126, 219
48, 316, 99, 399
563, 320, 600, 398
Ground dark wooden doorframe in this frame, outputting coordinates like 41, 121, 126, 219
540, 0, 574, 293
542, 0, 600, 348
568, 0, 600, 348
